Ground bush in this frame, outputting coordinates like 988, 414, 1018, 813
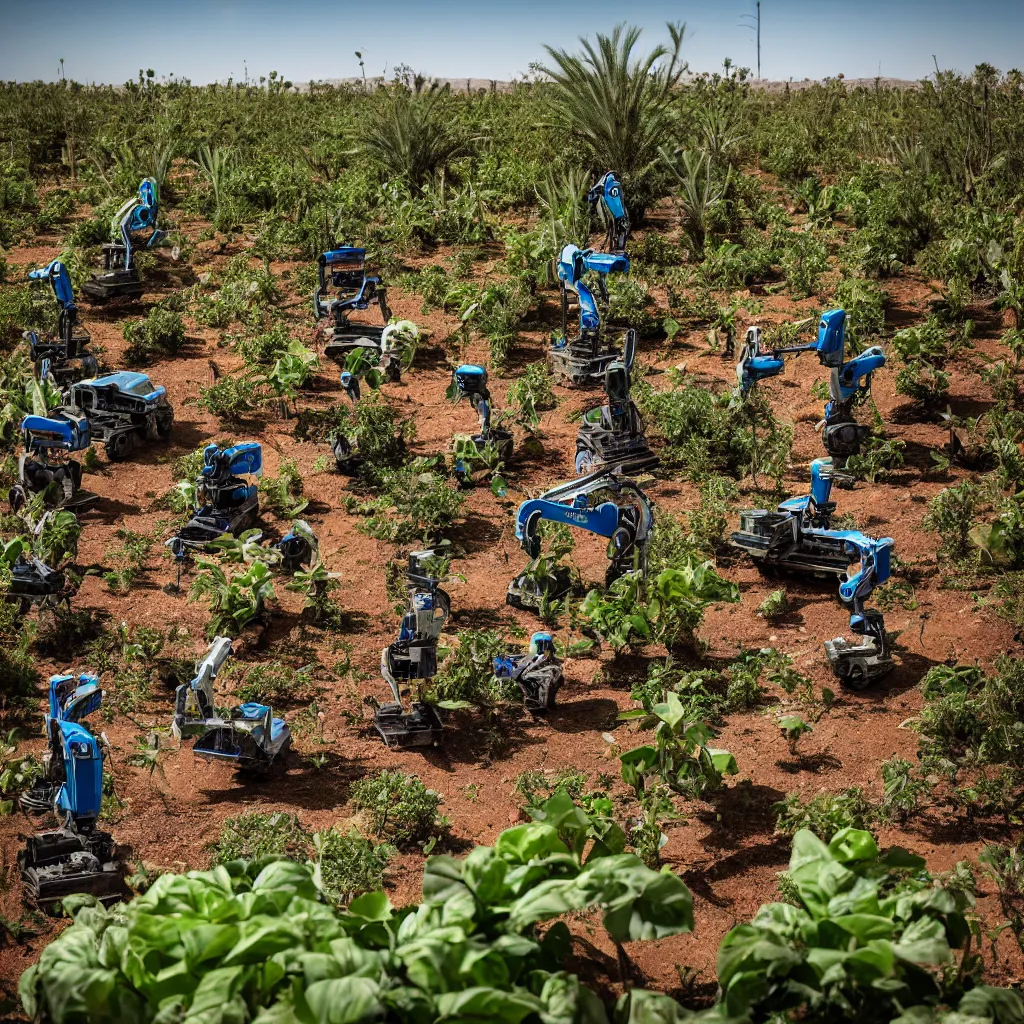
639, 383, 791, 484
923, 480, 981, 560
230, 661, 310, 705
312, 827, 393, 905
123, 307, 187, 364
21, 806, 696, 1024
350, 769, 447, 849
210, 811, 308, 865
713, 827, 1013, 1024
429, 629, 514, 708
774, 786, 875, 838
353, 457, 465, 543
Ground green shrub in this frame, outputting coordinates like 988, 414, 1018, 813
312, 827, 393, 905
229, 661, 310, 705
353, 457, 465, 543
774, 786, 875, 838
923, 480, 981, 560
350, 769, 447, 849
429, 629, 514, 708
123, 307, 187, 364
713, 827, 1013, 1023
209, 811, 308, 865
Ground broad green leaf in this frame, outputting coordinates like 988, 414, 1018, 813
303, 976, 383, 1024
494, 823, 569, 864
828, 828, 879, 864
434, 986, 542, 1024
347, 891, 392, 922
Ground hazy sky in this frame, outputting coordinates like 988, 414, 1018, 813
1, 0, 1021, 85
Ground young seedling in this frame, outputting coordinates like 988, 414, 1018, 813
778, 714, 813, 757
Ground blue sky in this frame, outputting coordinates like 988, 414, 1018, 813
1, 0, 1021, 84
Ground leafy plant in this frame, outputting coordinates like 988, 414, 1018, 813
923, 480, 981, 560
103, 527, 155, 593
774, 787, 875, 838
353, 457, 465, 543
429, 629, 513, 709
618, 689, 738, 801
355, 84, 471, 189
845, 434, 905, 483
711, 827, 1008, 1023
21, 808, 696, 1024
778, 714, 812, 756
312, 827, 394, 906
349, 770, 448, 850
542, 23, 686, 204
210, 812, 308, 865
258, 458, 309, 518
188, 558, 276, 637
286, 561, 342, 625
757, 589, 789, 620
123, 307, 186, 365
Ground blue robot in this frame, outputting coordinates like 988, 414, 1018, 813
494, 631, 563, 713
731, 459, 895, 688
374, 550, 450, 748
24, 260, 99, 385
549, 243, 632, 386
508, 468, 654, 612
172, 637, 291, 771
588, 171, 630, 255
83, 177, 164, 302
450, 364, 513, 486
736, 309, 886, 471
20, 673, 124, 908
575, 329, 658, 475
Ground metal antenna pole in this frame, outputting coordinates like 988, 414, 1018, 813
757, 1, 761, 80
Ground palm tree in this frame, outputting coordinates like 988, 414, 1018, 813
541, 23, 686, 200
355, 84, 472, 190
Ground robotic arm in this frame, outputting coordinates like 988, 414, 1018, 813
110, 178, 163, 273
172, 636, 234, 738
587, 172, 631, 255
556, 244, 630, 349
822, 530, 894, 687
452, 364, 493, 437
28, 261, 81, 360
515, 469, 653, 584
314, 247, 391, 324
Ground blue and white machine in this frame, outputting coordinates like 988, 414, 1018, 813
60, 370, 174, 461
375, 550, 450, 748
172, 637, 291, 771
25, 260, 99, 385
315, 247, 399, 379
493, 631, 563, 713
83, 177, 164, 302
575, 329, 658, 475
588, 171, 630, 255
731, 458, 895, 687
450, 364, 513, 486
507, 468, 654, 611
549, 243, 632, 386
736, 309, 887, 468
20, 673, 124, 907
173, 442, 263, 550
9, 412, 95, 512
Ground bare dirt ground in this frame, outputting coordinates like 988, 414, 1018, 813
0, 203, 1020, 1004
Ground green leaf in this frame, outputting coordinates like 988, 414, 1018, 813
347, 891, 392, 922
494, 823, 569, 864
303, 976, 383, 1024
828, 828, 879, 864
433, 986, 541, 1024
